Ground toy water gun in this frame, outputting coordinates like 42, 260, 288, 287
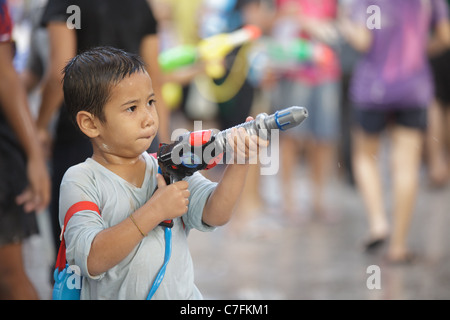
267, 38, 335, 68
159, 25, 262, 79
157, 106, 308, 185
152, 106, 308, 297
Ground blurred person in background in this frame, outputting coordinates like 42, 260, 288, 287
0, 0, 51, 299
340, 0, 450, 262
20, 0, 48, 96
197, 0, 261, 133
152, 0, 276, 237
39, 0, 170, 253
268, 0, 342, 223
149, 0, 205, 124
191, 0, 273, 236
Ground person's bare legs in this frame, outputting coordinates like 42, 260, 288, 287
445, 107, 450, 175
388, 125, 424, 262
0, 242, 39, 300
352, 129, 389, 245
236, 163, 262, 212
231, 163, 263, 235
280, 136, 300, 221
426, 99, 449, 187
307, 139, 337, 221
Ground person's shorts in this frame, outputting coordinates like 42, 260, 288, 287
271, 79, 341, 141
0, 138, 38, 246
353, 106, 428, 134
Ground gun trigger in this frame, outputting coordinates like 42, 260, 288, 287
159, 220, 174, 228
205, 153, 224, 170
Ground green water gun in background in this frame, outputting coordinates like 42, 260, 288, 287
246, 36, 336, 87
159, 24, 262, 79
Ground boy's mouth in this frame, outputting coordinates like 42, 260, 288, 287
139, 128, 156, 140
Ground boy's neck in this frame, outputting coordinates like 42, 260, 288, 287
92, 149, 147, 188
92, 151, 143, 166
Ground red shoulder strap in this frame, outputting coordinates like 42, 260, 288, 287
55, 201, 101, 272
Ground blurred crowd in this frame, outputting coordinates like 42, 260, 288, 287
1, 0, 450, 299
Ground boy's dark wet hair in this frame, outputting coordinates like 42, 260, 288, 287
62, 46, 147, 126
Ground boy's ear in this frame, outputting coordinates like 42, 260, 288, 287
76, 111, 100, 138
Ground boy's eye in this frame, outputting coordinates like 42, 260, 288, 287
126, 106, 137, 112
148, 99, 156, 106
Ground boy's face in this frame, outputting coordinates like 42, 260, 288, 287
94, 71, 159, 158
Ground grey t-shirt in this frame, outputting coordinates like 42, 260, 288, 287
59, 152, 217, 299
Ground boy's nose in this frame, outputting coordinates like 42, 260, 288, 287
142, 107, 154, 127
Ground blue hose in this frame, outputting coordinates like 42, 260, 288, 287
147, 227, 172, 300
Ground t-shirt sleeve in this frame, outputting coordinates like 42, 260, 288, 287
40, 0, 71, 27
59, 166, 107, 280
141, 0, 158, 36
0, 0, 13, 42
182, 172, 217, 232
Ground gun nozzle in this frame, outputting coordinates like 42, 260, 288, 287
272, 106, 308, 131
296, 106, 308, 119
243, 25, 262, 40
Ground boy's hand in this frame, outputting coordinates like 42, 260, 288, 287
148, 173, 190, 221
226, 116, 269, 163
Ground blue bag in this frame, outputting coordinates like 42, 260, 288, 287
52, 264, 82, 300
52, 201, 100, 300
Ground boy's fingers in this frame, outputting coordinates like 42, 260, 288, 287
254, 135, 269, 148
156, 174, 167, 188
236, 128, 249, 155
182, 189, 191, 199
173, 180, 189, 190
247, 134, 259, 152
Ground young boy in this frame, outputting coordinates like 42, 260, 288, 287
59, 46, 268, 299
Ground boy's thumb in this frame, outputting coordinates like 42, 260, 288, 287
156, 173, 167, 188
